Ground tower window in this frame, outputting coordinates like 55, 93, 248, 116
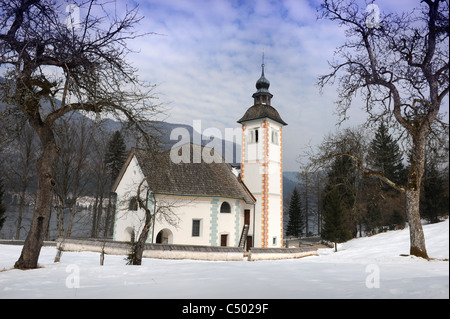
220, 202, 231, 213
271, 130, 279, 145
249, 129, 259, 144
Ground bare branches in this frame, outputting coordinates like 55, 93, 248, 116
317, 0, 448, 137
0, 0, 161, 148
301, 126, 405, 192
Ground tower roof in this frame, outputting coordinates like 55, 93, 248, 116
238, 61, 287, 126
237, 103, 287, 125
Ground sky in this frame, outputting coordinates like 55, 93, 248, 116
73, 0, 446, 171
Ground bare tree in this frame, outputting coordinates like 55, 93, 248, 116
127, 178, 182, 266
317, 0, 449, 258
52, 116, 94, 238
2, 122, 39, 239
298, 169, 312, 236
302, 126, 370, 234
89, 127, 109, 238
0, 0, 160, 269
65, 118, 94, 237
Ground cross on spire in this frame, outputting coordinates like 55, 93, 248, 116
262, 50, 265, 76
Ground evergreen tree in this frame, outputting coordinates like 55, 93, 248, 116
327, 156, 356, 215
363, 198, 382, 235
286, 187, 304, 238
104, 131, 127, 183
388, 210, 406, 230
321, 187, 351, 251
321, 156, 355, 250
421, 162, 448, 223
0, 179, 6, 231
368, 123, 406, 185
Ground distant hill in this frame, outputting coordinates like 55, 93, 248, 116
283, 171, 300, 203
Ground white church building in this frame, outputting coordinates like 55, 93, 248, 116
112, 64, 287, 249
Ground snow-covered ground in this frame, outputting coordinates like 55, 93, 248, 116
0, 220, 448, 299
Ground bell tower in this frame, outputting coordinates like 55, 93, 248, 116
238, 60, 287, 248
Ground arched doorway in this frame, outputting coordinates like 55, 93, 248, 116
155, 228, 173, 244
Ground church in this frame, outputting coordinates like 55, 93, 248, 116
112, 63, 287, 249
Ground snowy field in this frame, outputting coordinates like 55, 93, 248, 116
0, 219, 448, 299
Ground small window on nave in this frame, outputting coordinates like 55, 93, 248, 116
129, 197, 138, 211
220, 201, 231, 213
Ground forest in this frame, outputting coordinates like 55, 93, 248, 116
285, 123, 449, 248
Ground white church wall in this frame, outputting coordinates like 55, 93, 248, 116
113, 155, 149, 242
151, 196, 212, 246
117, 189, 252, 248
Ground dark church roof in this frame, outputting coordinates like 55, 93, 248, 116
237, 103, 287, 125
113, 144, 256, 204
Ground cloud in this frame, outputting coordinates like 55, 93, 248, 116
118, 0, 444, 171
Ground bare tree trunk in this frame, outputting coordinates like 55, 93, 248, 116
133, 216, 152, 266
91, 195, 99, 237
14, 125, 58, 269
66, 201, 76, 238
406, 189, 427, 257
15, 184, 26, 240
95, 195, 104, 237
405, 132, 428, 258
103, 193, 112, 238
55, 195, 65, 238
108, 193, 117, 237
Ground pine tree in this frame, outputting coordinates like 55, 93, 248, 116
321, 187, 351, 251
104, 131, 127, 183
321, 156, 354, 250
0, 179, 6, 231
103, 130, 127, 237
364, 123, 407, 230
389, 210, 405, 230
363, 198, 382, 236
368, 123, 406, 185
286, 187, 304, 238
421, 162, 448, 223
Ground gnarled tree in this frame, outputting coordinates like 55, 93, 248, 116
318, 0, 449, 258
0, 0, 160, 269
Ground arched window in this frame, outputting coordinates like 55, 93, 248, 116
220, 201, 231, 213
129, 197, 138, 211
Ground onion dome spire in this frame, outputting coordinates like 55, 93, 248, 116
253, 52, 272, 105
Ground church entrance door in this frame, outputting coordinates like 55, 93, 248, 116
221, 234, 228, 247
